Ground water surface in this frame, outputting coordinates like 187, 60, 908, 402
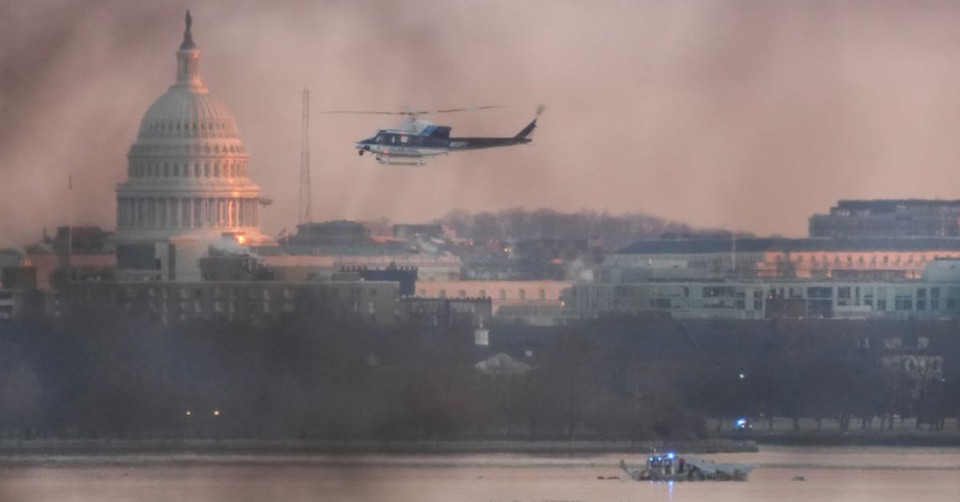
1, 446, 958, 502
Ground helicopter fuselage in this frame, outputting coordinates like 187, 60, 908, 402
355, 117, 537, 165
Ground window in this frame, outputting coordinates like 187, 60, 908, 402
652, 298, 671, 309
894, 288, 913, 311
838, 286, 852, 304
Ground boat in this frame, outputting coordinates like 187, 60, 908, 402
619, 452, 752, 482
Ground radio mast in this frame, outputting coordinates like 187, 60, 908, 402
298, 88, 313, 224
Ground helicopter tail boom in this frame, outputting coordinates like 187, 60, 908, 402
513, 118, 538, 143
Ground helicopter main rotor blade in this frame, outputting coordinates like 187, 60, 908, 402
433, 105, 504, 114
317, 110, 412, 115
317, 105, 504, 116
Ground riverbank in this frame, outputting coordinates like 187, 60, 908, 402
0, 438, 755, 458
713, 416, 960, 447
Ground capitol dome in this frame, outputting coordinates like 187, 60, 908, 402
116, 12, 266, 244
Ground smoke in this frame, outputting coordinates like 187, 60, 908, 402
5, 0, 960, 248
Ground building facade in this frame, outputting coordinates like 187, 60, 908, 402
571, 258, 960, 321
65, 279, 400, 326
809, 199, 960, 238
610, 237, 960, 281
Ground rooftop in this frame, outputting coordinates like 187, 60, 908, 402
619, 237, 960, 255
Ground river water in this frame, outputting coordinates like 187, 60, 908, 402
1, 446, 959, 502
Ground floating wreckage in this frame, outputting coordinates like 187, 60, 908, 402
619, 452, 752, 482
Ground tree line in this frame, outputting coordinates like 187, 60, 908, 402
1, 306, 959, 442
437, 208, 699, 250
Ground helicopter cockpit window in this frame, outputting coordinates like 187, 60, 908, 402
399, 135, 409, 144
375, 134, 386, 144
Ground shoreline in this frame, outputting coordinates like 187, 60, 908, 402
0, 438, 753, 458
3, 432, 960, 460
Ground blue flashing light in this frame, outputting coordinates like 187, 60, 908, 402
666, 452, 675, 459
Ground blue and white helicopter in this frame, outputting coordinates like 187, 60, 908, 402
323, 105, 543, 166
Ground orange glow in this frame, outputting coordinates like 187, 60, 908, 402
236, 235, 246, 245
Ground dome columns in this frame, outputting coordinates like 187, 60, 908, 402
118, 196, 260, 231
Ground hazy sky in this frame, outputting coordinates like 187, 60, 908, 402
4, 0, 960, 247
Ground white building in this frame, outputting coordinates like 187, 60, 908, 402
115, 12, 267, 281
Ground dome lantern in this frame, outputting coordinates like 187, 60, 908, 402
175, 10, 204, 91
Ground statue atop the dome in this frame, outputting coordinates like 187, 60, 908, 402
180, 9, 196, 50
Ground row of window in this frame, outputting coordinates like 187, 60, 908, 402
787, 254, 941, 264
641, 284, 960, 312
423, 288, 549, 301
146, 120, 234, 136
130, 160, 248, 179
136, 286, 381, 302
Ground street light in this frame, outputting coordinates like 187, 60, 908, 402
212, 409, 222, 444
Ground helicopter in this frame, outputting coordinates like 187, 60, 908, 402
321, 105, 543, 166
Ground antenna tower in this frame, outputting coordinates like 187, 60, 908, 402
298, 88, 313, 224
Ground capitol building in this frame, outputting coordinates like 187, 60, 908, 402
115, 12, 268, 280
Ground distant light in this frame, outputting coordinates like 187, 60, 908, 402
213, 409, 220, 417
185, 410, 192, 416
738, 373, 746, 380
236, 235, 246, 245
